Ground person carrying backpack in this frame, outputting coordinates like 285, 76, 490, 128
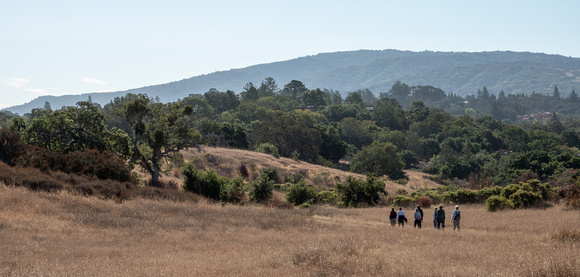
413, 208, 422, 229
389, 207, 397, 227
436, 205, 445, 230
451, 205, 461, 231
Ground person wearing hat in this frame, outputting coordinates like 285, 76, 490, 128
451, 205, 461, 231
436, 205, 445, 229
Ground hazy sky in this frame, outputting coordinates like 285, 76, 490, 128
2, 0, 579, 109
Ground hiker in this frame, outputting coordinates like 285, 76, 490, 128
433, 207, 438, 228
436, 205, 445, 230
389, 207, 397, 227
413, 208, 422, 229
452, 205, 461, 231
417, 205, 423, 220
397, 207, 406, 227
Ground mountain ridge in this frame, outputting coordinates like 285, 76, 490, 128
5, 49, 579, 115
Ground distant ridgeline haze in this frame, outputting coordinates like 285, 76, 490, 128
5, 50, 580, 115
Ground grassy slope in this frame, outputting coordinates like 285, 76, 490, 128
173, 146, 442, 196
1, 184, 579, 276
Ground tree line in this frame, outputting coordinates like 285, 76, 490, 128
0, 77, 579, 198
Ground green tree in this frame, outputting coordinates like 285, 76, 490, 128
258, 77, 279, 98
241, 82, 259, 102
335, 174, 386, 207
281, 80, 308, 105
344, 91, 363, 104
24, 101, 111, 153
301, 88, 327, 107
553, 85, 560, 99
252, 114, 322, 163
350, 142, 406, 179
123, 94, 202, 185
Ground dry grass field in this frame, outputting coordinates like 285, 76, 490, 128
1, 183, 579, 277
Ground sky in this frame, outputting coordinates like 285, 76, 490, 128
2, 0, 580, 109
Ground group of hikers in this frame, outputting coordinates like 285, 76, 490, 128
388, 205, 461, 230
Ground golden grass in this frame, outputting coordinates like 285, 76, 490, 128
179, 146, 441, 195
1, 183, 579, 276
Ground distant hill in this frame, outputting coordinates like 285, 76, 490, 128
5, 50, 580, 115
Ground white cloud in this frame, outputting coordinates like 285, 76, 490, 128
24, 88, 48, 94
3, 77, 30, 88
82, 77, 107, 85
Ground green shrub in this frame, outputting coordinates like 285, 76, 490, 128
501, 184, 521, 199
256, 143, 280, 157
335, 175, 386, 207
486, 195, 513, 212
318, 190, 339, 205
285, 182, 317, 206
249, 171, 274, 202
395, 188, 408, 195
393, 195, 415, 207
221, 177, 246, 204
479, 186, 502, 200
510, 189, 543, 208
182, 164, 227, 201
260, 168, 280, 184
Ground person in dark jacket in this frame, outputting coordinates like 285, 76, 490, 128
436, 205, 445, 230
389, 207, 397, 227
432, 207, 438, 228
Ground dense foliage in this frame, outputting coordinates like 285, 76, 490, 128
2, 75, 580, 209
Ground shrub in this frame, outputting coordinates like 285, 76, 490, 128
260, 168, 280, 184
249, 171, 274, 202
455, 189, 479, 204
479, 186, 502, 200
317, 190, 339, 205
238, 163, 249, 178
285, 182, 318, 206
501, 184, 521, 199
510, 189, 543, 208
335, 175, 386, 207
417, 196, 433, 208
182, 164, 228, 201
395, 188, 408, 195
558, 184, 580, 209
0, 129, 25, 165
393, 195, 415, 208
256, 143, 280, 157
486, 195, 513, 212
221, 177, 246, 204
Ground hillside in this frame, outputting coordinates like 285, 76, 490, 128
6, 50, 580, 115
164, 146, 441, 197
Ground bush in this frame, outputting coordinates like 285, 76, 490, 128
510, 189, 543, 208
417, 196, 433, 208
182, 164, 228, 201
285, 182, 318, 206
221, 177, 246, 204
249, 171, 274, 202
479, 186, 502, 200
318, 190, 339, 205
393, 195, 415, 207
256, 143, 279, 157
238, 163, 249, 178
260, 168, 280, 184
558, 184, 580, 209
501, 184, 521, 199
486, 195, 513, 212
335, 175, 386, 207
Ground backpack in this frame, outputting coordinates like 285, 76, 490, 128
455, 211, 461, 220
414, 212, 422, 220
